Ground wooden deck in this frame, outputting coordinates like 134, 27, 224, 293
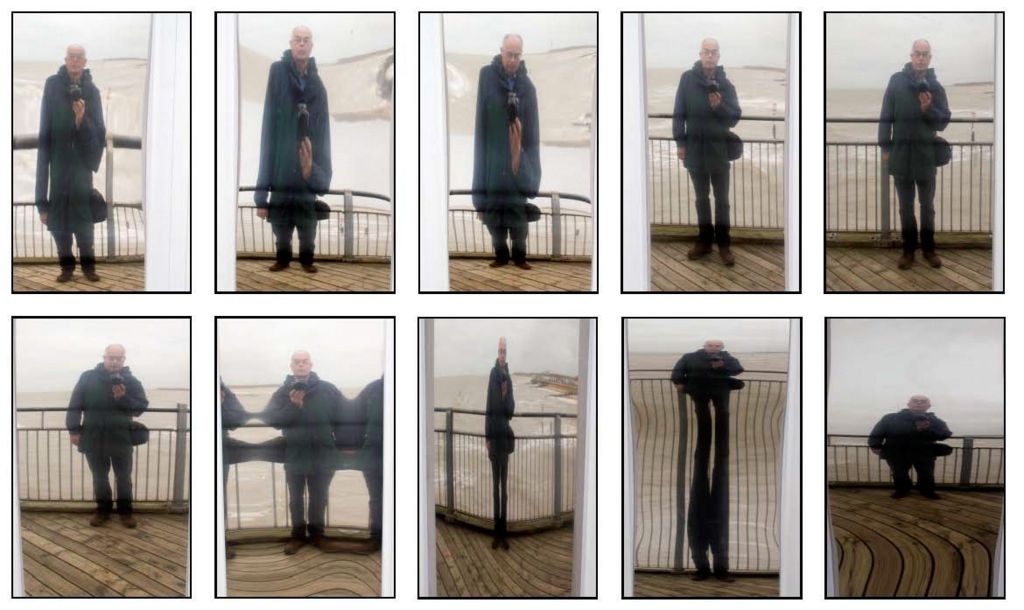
448, 258, 591, 292
235, 259, 390, 292
826, 247, 993, 292
435, 518, 573, 597
830, 487, 1002, 597
14, 262, 145, 292
226, 540, 381, 597
20, 511, 187, 597
633, 571, 778, 598
650, 240, 785, 292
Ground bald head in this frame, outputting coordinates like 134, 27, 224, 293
703, 339, 725, 355
64, 44, 87, 81
910, 39, 932, 72
500, 34, 523, 76
102, 344, 126, 373
699, 38, 720, 71
497, 336, 508, 365
290, 25, 314, 64
907, 394, 932, 413
290, 350, 313, 379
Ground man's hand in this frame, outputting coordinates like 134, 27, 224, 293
288, 389, 305, 407
676, 146, 686, 162
70, 433, 81, 447
501, 380, 508, 399
72, 99, 86, 129
112, 384, 126, 400
256, 208, 269, 219
673, 383, 685, 392
919, 91, 932, 113
710, 360, 724, 369
298, 137, 313, 180
509, 118, 522, 175
486, 440, 492, 452
915, 419, 931, 431
476, 212, 485, 222
708, 91, 722, 109
870, 447, 881, 456
39, 212, 48, 226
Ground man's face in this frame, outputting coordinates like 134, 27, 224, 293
910, 42, 932, 72
290, 27, 313, 62
907, 396, 932, 413
500, 36, 523, 76
703, 340, 724, 355
103, 347, 125, 373
497, 340, 507, 366
65, 46, 87, 80
290, 352, 312, 378
699, 41, 720, 71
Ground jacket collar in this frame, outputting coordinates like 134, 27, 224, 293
58, 65, 93, 86
284, 370, 321, 389
490, 54, 528, 88
93, 363, 132, 379
901, 63, 938, 87
691, 61, 726, 85
282, 49, 318, 78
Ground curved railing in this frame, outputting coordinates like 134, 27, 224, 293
826, 434, 1004, 487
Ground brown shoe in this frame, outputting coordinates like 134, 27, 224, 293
84, 271, 101, 282
89, 512, 110, 527
301, 264, 318, 273
718, 247, 736, 266
686, 242, 712, 260
311, 534, 379, 554
489, 260, 508, 268
57, 270, 74, 282
119, 514, 138, 528
514, 261, 532, 270
897, 252, 915, 270
268, 262, 289, 272
283, 537, 305, 555
923, 251, 942, 268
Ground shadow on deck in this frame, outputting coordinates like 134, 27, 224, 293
826, 247, 993, 292
20, 511, 187, 597
435, 517, 573, 597
226, 540, 381, 597
447, 258, 591, 292
14, 262, 145, 292
650, 240, 785, 292
829, 487, 1002, 597
235, 259, 390, 292
632, 571, 779, 598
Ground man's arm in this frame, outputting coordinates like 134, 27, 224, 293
713, 79, 742, 128
670, 355, 688, 389
116, 375, 149, 416
722, 352, 744, 376
471, 68, 489, 211
305, 85, 333, 193
262, 387, 300, 428
66, 372, 87, 435
513, 85, 542, 197
926, 414, 952, 440
867, 415, 889, 449
924, 83, 952, 132
878, 76, 896, 154
254, 65, 279, 207
35, 79, 53, 214
671, 73, 688, 150
77, 86, 106, 172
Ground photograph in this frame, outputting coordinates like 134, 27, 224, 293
826, 318, 1004, 597
12, 317, 191, 597
624, 318, 800, 597
825, 12, 1002, 292
216, 317, 393, 597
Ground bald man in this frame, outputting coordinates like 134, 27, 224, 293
878, 40, 951, 270
255, 26, 332, 273
671, 340, 744, 580
868, 395, 952, 499
36, 44, 107, 283
66, 344, 149, 527
485, 337, 516, 549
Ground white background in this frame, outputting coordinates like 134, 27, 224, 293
1, 0, 1016, 605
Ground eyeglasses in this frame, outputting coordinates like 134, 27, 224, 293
911, 51, 931, 58
65, 54, 86, 61
501, 49, 522, 60
291, 37, 312, 44
700, 49, 720, 56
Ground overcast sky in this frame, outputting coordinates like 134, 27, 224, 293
433, 319, 580, 377
13, 13, 151, 62
443, 13, 595, 55
218, 319, 387, 389
237, 13, 393, 62
628, 319, 791, 354
826, 13, 997, 89
15, 318, 189, 392
644, 13, 789, 70
828, 319, 1003, 435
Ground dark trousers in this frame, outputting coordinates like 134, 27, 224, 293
886, 452, 937, 494
85, 451, 133, 515
286, 469, 335, 538
894, 175, 936, 253
688, 167, 732, 247
51, 227, 96, 273
489, 451, 509, 538
271, 221, 317, 266
488, 222, 528, 265
363, 468, 383, 539
687, 390, 730, 574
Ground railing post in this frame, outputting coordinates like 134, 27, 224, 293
105, 136, 116, 259
344, 190, 355, 259
171, 402, 188, 510
444, 409, 455, 520
879, 154, 891, 242
551, 192, 562, 258
673, 387, 687, 572
553, 415, 563, 526
959, 437, 975, 486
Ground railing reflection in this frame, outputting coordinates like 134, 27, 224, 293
826, 434, 1004, 487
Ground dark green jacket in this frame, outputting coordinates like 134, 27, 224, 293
868, 408, 952, 459
262, 372, 344, 474
485, 360, 515, 456
35, 66, 106, 232
66, 364, 149, 457
878, 64, 951, 180
670, 349, 744, 393
672, 62, 741, 172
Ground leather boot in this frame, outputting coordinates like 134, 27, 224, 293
686, 242, 712, 260
283, 537, 305, 555
718, 247, 736, 266
89, 511, 110, 527
119, 514, 138, 528
897, 252, 915, 270
922, 251, 942, 268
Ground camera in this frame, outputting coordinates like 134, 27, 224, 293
506, 91, 520, 124
297, 103, 310, 142
706, 79, 720, 94
68, 83, 82, 102
291, 380, 309, 392
917, 81, 930, 94
110, 373, 125, 386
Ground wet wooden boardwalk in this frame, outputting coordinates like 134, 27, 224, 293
14, 262, 145, 292
830, 487, 1001, 598
435, 518, 573, 597
826, 247, 993, 292
235, 259, 390, 292
226, 540, 381, 597
633, 571, 778, 597
447, 258, 591, 292
650, 241, 785, 292
20, 511, 187, 597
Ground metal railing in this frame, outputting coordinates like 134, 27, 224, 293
826, 117, 994, 239
826, 434, 1004, 487
13, 133, 144, 261
647, 114, 785, 231
448, 190, 593, 259
16, 404, 190, 508
630, 376, 787, 573
433, 407, 577, 530
236, 187, 392, 260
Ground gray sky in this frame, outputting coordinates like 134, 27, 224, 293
826, 13, 996, 89
13, 13, 151, 62
629, 319, 791, 354
828, 319, 1003, 435
433, 319, 580, 377
218, 319, 387, 389
238, 13, 393, 62
14, 318, 189, 392
644, 13, 789, 70
443, 13, 595, 55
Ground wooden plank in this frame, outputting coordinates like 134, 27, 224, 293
226, 541, 380, 597
632, 572, 778, 598
448, 259, 591, 293
235, 260, 390, 292
650, 241, 785, 292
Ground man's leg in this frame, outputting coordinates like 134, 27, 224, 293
497, 453, 509, 540
913, 453, 938, 497
111, 452, 134, 515
488, 222, 512, 265
886, 454, 913, 496
362, 468, 383, 541
893, 176, 920, 257
84, 452, 114, 521
509, 220, 529, 266
687, 170, 715, 247
917, 177, 940, 265
709, 390, 731, 576
285, 469, 307, 539
307, 468, 335, 539
710, 167, 732, 249
51, 231, 76, 277
75, 225, 97, 275
688, 393, 713, 575
296, 220, 317, 268
490, 452, 503, 543
271, 222, 296, 266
